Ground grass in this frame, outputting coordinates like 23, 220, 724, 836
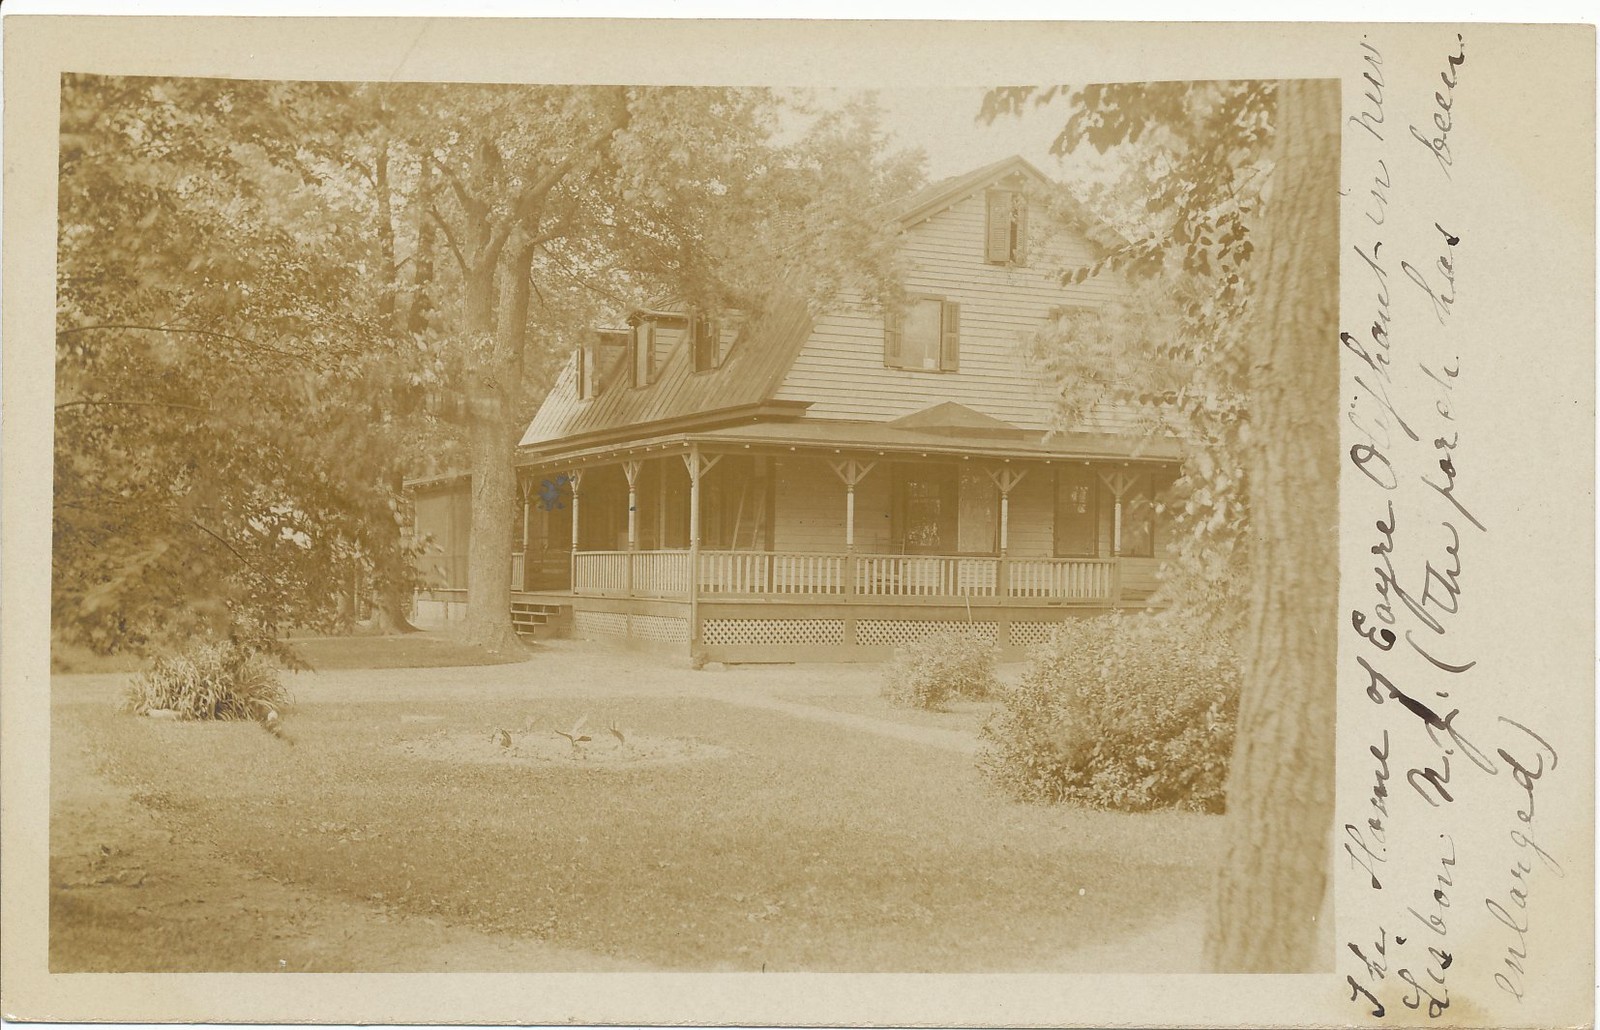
288, 633, 529, 670
51, 631, 527, 676
70, 693, 1221, 972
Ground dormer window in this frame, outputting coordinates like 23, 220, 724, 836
630, 321, 655, 388
985, 188, 1029, 265
690, 313, 722, 373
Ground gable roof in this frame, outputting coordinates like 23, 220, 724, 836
517, 156, 1130, 459
890, 154, 1050, 227
889, 154, 1125, 250
888, 401, 1027, 438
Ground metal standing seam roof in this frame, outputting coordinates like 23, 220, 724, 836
518, 155, 1131, 459
520, 416, 1184, 469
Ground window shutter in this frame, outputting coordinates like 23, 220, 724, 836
1013, 194, 1029, 266
884, 305, 904, 367
985, 190, 1012, 263
575, 345, 587, 399
940, 300, 961, 371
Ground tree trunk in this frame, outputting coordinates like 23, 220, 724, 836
462, 236, 536, 652
1203, 80, 1340, 973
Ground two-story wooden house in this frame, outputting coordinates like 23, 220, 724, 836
412, 155, 1181, 661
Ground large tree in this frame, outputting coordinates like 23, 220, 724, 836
55, 75, 413, 658
382, 85, 916, 650
55, 78, 917, 657
985, 80, 1339, 971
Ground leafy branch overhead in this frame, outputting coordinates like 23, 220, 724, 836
985, 82, 1275, 630
55, 76, 920, 655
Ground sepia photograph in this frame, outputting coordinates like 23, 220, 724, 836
48, 72, 1336, 976
4, 14, 1593, 1029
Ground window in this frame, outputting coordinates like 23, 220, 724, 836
1054, 467, 1099, 557
891, 464, 958, 553
690, 313, 721, 373
985, 188, 1029, 265
630, 321, 655, 388
885, 296, 960, 371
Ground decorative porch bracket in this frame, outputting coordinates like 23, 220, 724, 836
681, 449, 723, 548
1097, 468, 1141, 557
984, 466, 1028, 555
828, 459, 877, 550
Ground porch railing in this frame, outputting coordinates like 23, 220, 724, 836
1006, 557, 1118, 600
568, 549, 1123, 603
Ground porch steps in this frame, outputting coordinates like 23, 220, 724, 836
511, 601, 572, 640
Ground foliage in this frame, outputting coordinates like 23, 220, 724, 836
122, 639, 292, 722
984, 83, 1277, 633
55, 77, 919, 655
977, 612, 1239, 812
55, 75, 429, 656
880, 632, 1000, 711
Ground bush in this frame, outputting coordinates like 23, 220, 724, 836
881, 631, 1000, 710
977, 611, 1239, 812
123, 640, 292, 723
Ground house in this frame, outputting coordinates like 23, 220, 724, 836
412, 155, 1182, 661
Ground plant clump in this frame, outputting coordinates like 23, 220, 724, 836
880, 631, 1001, 711
122, 639, 292, 726
977, 611, 1239, 812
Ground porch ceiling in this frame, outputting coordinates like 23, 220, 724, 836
518, 417, 1182, 469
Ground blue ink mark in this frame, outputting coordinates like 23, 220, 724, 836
537, 474, 570, 512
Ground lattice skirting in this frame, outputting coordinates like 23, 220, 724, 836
701, 618, 846, 646
630, 613, 690, 644
855, 619, 998, 647
1008, 620, 1063, 649
573, 610, 630, 638
572, 610, 688, 645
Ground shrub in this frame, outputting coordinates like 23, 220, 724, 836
977, 611, 1239, 812
881, 631, 1000, 710
123, 640, 292, 723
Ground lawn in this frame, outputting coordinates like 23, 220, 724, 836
57, 685, 1220, 973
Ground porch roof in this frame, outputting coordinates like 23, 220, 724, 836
519, 417, 1182, 469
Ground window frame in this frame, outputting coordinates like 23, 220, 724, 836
884, 294, 961, 372
690, 313, 721, 374
1053, 466, 1101, 558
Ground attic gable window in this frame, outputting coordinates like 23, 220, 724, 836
690, 313, 722, 373
885, 295, 960, 372
985, 188, 1029, 265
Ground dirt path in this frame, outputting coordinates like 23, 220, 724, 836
50, 710, 650, 973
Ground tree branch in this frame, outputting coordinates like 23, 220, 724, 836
187, 517, 254, 569
429, 206, 469, 276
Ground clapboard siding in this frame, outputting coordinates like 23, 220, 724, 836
772, 459, 846, 552
774, 190, 1136, 432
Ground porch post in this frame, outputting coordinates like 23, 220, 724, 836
986, 467, 1028, 601
568, 468, 584, 595
830, 459, 876, 650
1098, 469, 1138, 606
518, 475, 534, 593
623, 460, 642, 598
681, 449, 722, 658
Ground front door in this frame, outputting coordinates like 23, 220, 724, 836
524, 472, 574, 590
